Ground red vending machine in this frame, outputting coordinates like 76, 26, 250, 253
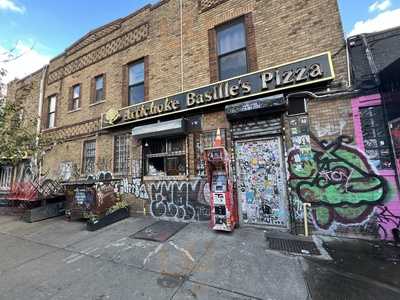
204, 133, 238, 231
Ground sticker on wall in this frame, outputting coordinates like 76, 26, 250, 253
235, 137, 287, 227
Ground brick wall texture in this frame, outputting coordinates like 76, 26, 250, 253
6, 0, 352, 219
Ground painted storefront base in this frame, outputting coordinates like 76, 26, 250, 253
117, 178, 211, 222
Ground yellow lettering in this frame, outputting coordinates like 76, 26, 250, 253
261, 72, 273, 89
187, 93, 196, 107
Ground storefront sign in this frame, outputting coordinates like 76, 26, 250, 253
101, 52, 335, 129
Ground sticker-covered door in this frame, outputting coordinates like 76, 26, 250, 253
235, 137, 288, 227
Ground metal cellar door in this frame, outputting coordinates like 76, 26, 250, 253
235, 137, 288, 227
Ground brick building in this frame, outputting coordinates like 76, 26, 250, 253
5, 0, 400, 240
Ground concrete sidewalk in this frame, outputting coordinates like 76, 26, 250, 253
0, 215, 399, 300
0, 216, 308, 300
303, 236, 400, 300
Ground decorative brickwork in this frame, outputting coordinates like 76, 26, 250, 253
47, 68, 64, 85
42, 118, 101, 143
66, 22, 122, 56
47, 23, 150, 84
199, 0, 229, 12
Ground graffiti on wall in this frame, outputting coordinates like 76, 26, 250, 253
15, 160, 36, 183
58, 161, 73, 181
112, 178, 210, 221
118, 178, 149, 199
311, 107, 348, 138
376, 205, 400, 240
289, 135, 386, 207
149, 180, 210, 221
54, 160, 211, 222
288, 134, 400, 239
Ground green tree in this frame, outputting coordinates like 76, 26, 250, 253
0, 68, 43, 166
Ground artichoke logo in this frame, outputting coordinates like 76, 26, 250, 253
105, 108, 120, 125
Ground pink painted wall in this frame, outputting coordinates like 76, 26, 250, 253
352, 94, 400, 240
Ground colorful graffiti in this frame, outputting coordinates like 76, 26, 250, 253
288, 134, 400, 239
289, 135, 387, 207
376, 205, 400, 240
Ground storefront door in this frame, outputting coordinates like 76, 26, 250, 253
235, 137, 288, 227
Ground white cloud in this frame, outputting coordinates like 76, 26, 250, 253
0, 42, 50, 84
369, 0, 392, 13
349, 8, 400, 36
0, 0, 25, 14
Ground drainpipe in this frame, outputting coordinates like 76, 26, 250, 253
180, 0, 184, 91
346, 39, 352, 88
35, 64, 48, 180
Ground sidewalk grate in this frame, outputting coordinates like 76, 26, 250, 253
130, 220, 188, 242
267, 237, 321, 255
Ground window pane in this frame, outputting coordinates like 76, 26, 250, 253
114, 135, 130, 174
83, 141, 96, 174
95, 76, 103, 90
360, 105, 392, 170
48, 112, 55, 128
217, 21, 246, 55
129, 61, 144, 85
129, 84, 145, 105
219, 50, 247, 80
166, 156, 186, 176
144, 137, 186, 176
95, 89, 104, 102
73, 85, 80, 98
147, 157, 165, 176
145, 139, 166, 154
49, 96, 56, 113
169, 137, 185, 152
73, 98, 80, 110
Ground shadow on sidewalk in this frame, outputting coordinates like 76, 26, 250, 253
303, 236, 400, 300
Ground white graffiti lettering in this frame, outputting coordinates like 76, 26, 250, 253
149, 180, 209, 221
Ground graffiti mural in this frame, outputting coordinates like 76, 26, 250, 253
118, 178, 149, 199
289, 135, 386, 207
58, 161, 73, 181
149, 180, 210, 221
376, 205, 400, 240
288, 134, 400, 239
235, 137, 287, 227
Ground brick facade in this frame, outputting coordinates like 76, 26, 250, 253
9, 0, 396, 240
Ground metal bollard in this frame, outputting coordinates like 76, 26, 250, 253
303, 203, 312, 237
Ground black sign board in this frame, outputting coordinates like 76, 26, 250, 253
102, 52, 335, 129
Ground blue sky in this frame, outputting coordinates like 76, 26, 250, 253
1, 0, 400, 82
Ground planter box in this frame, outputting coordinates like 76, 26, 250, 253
22, 201, 65, 223
86, 207, 129, 231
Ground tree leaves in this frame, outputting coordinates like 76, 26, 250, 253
0, 70, 42, 166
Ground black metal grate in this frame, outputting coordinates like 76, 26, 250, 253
267, 237, 320, 255
130, 221, 188, 242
